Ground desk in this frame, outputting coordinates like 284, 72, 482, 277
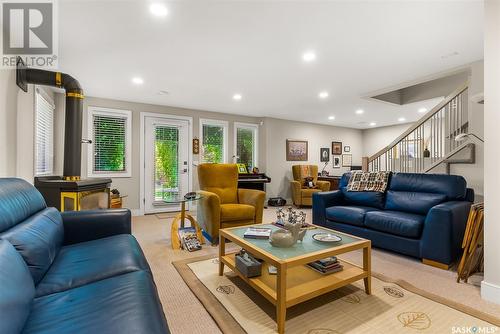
317, 176, 341, 190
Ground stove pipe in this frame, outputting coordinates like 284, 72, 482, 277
16, 57, 84, 180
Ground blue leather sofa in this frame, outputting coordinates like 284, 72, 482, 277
0, 178, 169, 334
312, 172, 474, 267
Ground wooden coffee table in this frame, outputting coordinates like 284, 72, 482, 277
219, 224, 371, 334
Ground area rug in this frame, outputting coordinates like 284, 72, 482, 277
173, 255, 500, 334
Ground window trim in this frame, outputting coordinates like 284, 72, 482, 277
87, 106, 132, 178
199, 118, 228, 163
233, 122, 259, 169
34, 87, 55, 176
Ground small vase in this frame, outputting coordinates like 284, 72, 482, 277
423, 148, 430, 158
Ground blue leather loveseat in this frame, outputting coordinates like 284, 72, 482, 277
0, 178, 169, 334
312, 172, 474, 267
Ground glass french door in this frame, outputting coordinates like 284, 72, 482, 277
144, 116, 189, 213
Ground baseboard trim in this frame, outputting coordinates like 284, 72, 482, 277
130, 209, 143, 216
422, 258, 449, 270
481, 280, 500, 305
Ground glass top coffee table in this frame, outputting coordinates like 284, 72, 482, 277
218, 224, 371, 334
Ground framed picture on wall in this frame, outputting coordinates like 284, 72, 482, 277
333, 155, 341, 168
320, 148, 330, 162
344, 146, 351, 152
332, 141, 342, 155
286, 140, 308, 161
342, 154, 352, 167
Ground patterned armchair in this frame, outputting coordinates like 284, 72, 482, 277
290, 165, 330, 207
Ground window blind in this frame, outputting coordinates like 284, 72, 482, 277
93, 115, 127, 172
35, 90, 54, 175
202, 124, 224, 163
236, 127, 255, 169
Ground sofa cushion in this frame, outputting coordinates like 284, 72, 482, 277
365, 210, 425, 238
388, 173, 467, 200
23, 271, 169, 334
326, 206, 379, 227
385, 191, 446, 215
0, 178, 46, 233
35, 234, 151, 297
220, 203, 255, 222
1, 207, 64, 284
0, 239, 35, 334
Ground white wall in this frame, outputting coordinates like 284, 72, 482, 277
263, 117, 363, 200
361, 123, 412, 157
482, 0, 500, 305
0, 69, 18, 177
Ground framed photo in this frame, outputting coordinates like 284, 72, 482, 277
286, 140, 308, 161
333, 155, 341, 168
342, 154, 352, 167
344, 146, 351, 153
236, 163, 248, 174
320, 148, 330, 162
332, 141, 342, 155
192, 138, 200, 154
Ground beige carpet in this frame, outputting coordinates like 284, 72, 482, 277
132, 208, 500, 333
175, 256, 498, 334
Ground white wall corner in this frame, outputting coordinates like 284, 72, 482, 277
481, 280, 500, 305
130, 209, 143, 216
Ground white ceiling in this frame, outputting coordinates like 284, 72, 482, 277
58, 0, 483, 128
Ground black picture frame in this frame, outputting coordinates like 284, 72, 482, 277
333, 155, 341, 168
320, 148, 330, 162
344, 146, 351, 152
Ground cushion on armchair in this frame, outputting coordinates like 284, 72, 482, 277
220, 204, 255, 222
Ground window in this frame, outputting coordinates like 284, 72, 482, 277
234, 122, 258, 170
34, 88, 55, 175
88, 107, 132, 177
200, 119, 228, 163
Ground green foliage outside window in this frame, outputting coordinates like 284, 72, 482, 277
202, 124, 224, 163
155, 127, 179, 199
237, 128, 254, 169
93, 115, 126, 172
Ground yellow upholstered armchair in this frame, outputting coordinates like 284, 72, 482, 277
197, 163, 265, 244
290, 165, 330, 207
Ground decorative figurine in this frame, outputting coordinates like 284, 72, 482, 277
270, 207, 307, 248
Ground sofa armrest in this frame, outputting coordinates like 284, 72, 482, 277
316, 180, 331, 192
290, 180, 302, 205
421, 201, 472, 264
312, 190, 344, 226
238, 188, 266, 224
61, 209, 131, 245
196, 190, 221, 243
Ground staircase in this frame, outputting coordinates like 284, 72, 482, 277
367, 83, 475, 174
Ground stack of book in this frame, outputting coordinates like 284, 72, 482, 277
243, 227, 272, 239
307, 256, 343, 274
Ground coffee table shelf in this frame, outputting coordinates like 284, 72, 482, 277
219, 224, 371, 334
221, 253, 367, 307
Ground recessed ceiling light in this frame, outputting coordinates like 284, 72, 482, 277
355, 109, 364, 115
418, 108, 427, 113
150, 3, 168, 17
132, 77, 144, 85
318, 91, 329, 99
302, 51, 316, 62
369, 122, 376, 126
328, 116, 335, 120
233, 94, 242, 101
398, 117, 406, 122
